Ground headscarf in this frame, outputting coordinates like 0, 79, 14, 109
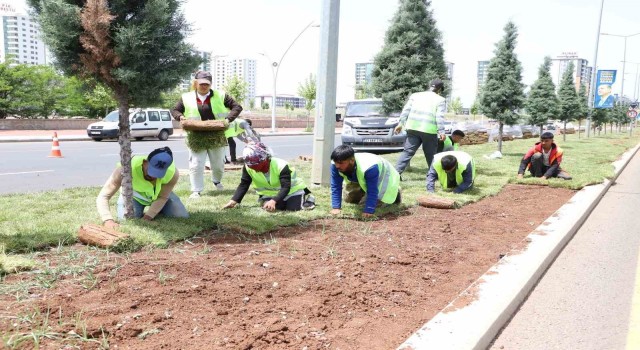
243, 142, 271, 166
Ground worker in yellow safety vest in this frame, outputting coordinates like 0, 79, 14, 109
330, 145, 401, 218
426, 151, 476, 194
394, 79, 448, 174
222, 142, 315, 211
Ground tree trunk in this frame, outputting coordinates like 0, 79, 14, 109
497, 122, 504, 153
578, 119, 581, 139
116, 90, 134, 219
539, 124, 543, 136
563, 121, 567, 142
610, 123, 613, 134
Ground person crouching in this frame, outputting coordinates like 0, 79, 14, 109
222, 142, 315, 211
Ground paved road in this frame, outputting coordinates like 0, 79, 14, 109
491, 150, 640, 350
0, 135, 342, 194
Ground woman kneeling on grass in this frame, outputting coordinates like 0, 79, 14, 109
222, 142, 315, 212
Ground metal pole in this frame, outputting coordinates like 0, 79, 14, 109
311, 0, 340, 185
262, 22, 318, 133
621, 37, 627, 100
633, 63, 640, 101
587, 0, 605, 138
271, 67, 277, 133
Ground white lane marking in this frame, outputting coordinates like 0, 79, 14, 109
0, 170, 54, 176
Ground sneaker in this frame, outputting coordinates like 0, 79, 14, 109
189, 192, 201, 199
214, 182, 224, 191
557, 170, 572, 180
302, 195, 316, 210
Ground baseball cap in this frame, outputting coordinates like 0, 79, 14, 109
430, 79, 444, 91
195, 71, 212, 85
147, 147, 173, 178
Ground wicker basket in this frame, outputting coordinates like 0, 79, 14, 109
181, 119, 227, 131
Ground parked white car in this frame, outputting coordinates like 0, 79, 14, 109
87, 108, 174, 141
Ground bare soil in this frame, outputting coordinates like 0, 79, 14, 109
0, 185, 575, 349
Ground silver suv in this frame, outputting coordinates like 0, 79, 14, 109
340, 99, 405, 152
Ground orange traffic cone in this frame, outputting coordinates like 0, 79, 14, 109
48, 132, 63, 158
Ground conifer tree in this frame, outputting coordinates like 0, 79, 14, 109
371, 0, 447, 114
557, 62, 582, 141
28, 0, 201, 217
526, 57, 558, 135
479, 21, 525, 152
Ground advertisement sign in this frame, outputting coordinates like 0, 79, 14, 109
594, 70, 617, 109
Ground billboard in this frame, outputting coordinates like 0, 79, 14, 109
594, 70, 617, 109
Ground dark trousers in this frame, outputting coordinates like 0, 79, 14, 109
259, 194, 304, 211
227, 137, 237, 162
395, 130, 438, 173
529, 153, 559, 178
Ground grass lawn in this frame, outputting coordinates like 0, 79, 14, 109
1, 131, 638, 273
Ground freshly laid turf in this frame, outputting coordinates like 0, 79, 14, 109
0, 131, 637, 272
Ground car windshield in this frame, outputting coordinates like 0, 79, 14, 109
345, 102, 384, 118
103, 110, 119, 122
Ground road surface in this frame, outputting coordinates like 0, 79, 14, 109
0, 135, 342, 194
491, 150, 640, 350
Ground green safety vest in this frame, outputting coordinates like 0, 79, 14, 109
432, 151, 475, 190
339, 153, 400, 204
404, 91, 445, 134
443, 136, 459, 151
224, 118, 246, 138
245, 157, 306, 197
182, 90, 229, 151
123, 155, 176, 206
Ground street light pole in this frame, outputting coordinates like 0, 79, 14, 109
601, 32, 640, 102
260, 21, 319, 133
588, 0, 605, 138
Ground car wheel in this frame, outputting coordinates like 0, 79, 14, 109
92, 138, 102, 142
135, 137, 144, 141
158, 129, 170, 141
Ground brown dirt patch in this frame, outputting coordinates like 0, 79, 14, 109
0, 185, 574, 349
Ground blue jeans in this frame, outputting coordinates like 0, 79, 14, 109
117, 192, 189, 220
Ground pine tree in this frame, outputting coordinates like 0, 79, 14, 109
526, 57, 558, 135
479, 21, 525, 152
371, 0, 447, 114
557, 62, 581, 141
28, 0, 201, 217
576, 83, 589, 138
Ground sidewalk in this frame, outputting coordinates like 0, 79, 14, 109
0, 127, 342, 142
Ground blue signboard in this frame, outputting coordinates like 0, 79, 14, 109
594, 70, 617, 109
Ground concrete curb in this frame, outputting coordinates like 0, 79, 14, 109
0, 131, 333, 143
397, 143, 640, 350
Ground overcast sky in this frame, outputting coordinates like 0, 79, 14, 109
14, 0, 640, 106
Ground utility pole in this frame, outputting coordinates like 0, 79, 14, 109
587, 0, 605, 138
311, 0, 340, 185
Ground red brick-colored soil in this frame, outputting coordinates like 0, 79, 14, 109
0, 185, 574, 349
